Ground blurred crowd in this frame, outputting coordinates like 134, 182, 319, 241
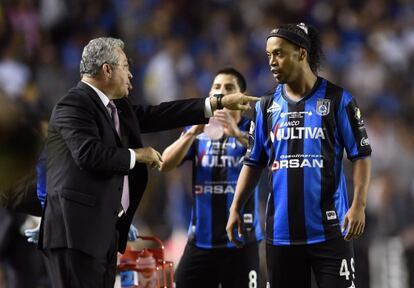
1, 0, 414, 287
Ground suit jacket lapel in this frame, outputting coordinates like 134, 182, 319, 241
76, 82, 123, 145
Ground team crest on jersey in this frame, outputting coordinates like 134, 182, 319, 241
316, 99, 331, 116
267, 101, 281, 113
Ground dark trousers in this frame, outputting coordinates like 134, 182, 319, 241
175, 242, 260, 288
42, 232, 118, 288
267, 237, 356, 288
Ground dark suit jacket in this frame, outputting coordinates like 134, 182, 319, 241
39, 81, 208, 258
0, 169, 42, 216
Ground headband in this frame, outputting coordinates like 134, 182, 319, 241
267, 24, 310, 52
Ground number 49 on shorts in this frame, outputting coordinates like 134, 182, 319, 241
340, 257, 356, 288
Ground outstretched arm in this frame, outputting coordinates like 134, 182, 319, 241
211, 93, 259, 112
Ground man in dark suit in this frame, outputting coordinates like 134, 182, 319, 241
38, 37, 257, 288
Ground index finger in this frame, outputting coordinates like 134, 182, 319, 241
242, 96, 260, 102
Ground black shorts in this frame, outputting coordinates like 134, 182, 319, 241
175, 242, 260, 288
266, 237, 356, 288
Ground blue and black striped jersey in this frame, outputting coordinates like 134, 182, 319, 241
183, 117, 263, 249
245, 78, 372, 246
36, 148, 47, 208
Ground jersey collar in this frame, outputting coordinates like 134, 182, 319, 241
280, 77, 323, 105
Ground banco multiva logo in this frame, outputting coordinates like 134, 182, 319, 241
270, 126, 325, 142
198, 155, 242, 168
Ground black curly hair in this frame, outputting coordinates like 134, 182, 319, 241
214, 67, 247, 93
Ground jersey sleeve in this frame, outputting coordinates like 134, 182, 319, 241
244, 100, 269, 167
336, 91, 372, 161
36, 147, 47, 208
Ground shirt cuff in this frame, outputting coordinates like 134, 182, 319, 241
204, 97, 213, 118
129, 149, 136, 169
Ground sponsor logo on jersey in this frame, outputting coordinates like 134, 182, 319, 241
249, 121, 255, 135
316, 99, 331, 116
199, 155, 242, 168
243, 213, 253, 224
326, 210, 337, 220
354, 107, 364, 125
271, 158, 324, 171
195, 184, 235, 194
205, 141, 237, 155
279, 120, 300, 127
360, 137, 370, 147
246, 122, 255, 155
267, 101, 281, 113
281, 111, 313, 119
243, 213, 253, 231
270, 127, 325, 142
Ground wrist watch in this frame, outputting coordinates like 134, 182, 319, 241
213, 93, 224, 110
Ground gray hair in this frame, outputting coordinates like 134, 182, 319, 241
80, 37, 125, 77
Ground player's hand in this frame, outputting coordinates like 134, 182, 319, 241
226, 208, 244, 248
186, 124, 205, 136
24, 226, 40, 244
342, 204, 365, 241
214, 110, 239, 137
134, 147, 163, 169
128, 224, 139, 241
221, 93, 259, 111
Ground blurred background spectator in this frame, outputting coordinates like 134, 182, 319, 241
1, 0, 414, 287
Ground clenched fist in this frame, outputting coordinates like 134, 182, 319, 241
133, 147, 163, 169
